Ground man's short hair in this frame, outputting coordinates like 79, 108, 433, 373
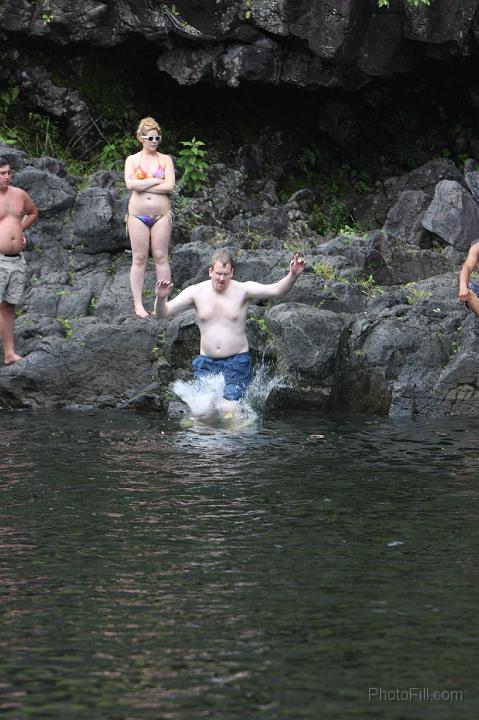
0, 156, 10, 168
210, 249, 235, 268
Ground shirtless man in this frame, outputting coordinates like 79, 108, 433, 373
458, 241, 479, 316
155, 248, 305, 416
0, 157, 38, 363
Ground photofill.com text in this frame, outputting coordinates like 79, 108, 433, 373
368, 687, 464, 703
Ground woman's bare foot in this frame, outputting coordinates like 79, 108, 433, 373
134, 306, 149, 318
4, 352, 22, 364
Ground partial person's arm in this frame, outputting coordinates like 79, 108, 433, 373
243, 253, 305, 301
154, 281, 195, 318
21, 193, 38, 231
458, 243, 479, 303
124, 155, 164, 192
145, 155, 175, 195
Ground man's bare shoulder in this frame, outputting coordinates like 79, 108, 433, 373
467, 241, 479, 259
192, 279, 210, 289
10, 186, 31, 204
188, 279, 211, 296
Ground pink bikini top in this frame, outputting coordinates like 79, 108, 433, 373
134, 154, 165, 180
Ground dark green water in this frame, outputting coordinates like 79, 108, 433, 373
0, 410, 477, 720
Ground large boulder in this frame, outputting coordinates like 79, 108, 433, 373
422, 179, 479, 252
14, 166, 75, 214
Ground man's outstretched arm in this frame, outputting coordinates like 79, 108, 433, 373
459, 242, 479, 317
459, 243, 479, 300
244, 253, 305, 301
154, 280, 195, 318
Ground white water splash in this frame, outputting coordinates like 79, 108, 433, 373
244, 362, 288, 413
173, 363, 288, 426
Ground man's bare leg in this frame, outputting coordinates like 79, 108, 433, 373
216, 398, 242, 419
189, 392, 216, 419
189, 395, 241, 421
0, 302, 22, 364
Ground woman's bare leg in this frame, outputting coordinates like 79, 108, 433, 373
128, 216, 151, 317
150, 217, 172, 317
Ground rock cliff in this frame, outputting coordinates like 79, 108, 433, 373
1, 140, 478, 417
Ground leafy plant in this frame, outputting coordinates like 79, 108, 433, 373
405, 286, 432, 305
97, 133, 137, 171
56, 317, 73, 338
24, 112, 61, 157
297, 146, 321, 183
377, 0, 430, 6
357, 274, 384, 298
310, 195, 352, 237
339, 223, 367, 237
0, 85, 20, 146
87, 295, 97, 315
176, 137, 208, 193
311, 262, 340, 281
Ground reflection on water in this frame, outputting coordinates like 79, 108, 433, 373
0, 410, 478, 719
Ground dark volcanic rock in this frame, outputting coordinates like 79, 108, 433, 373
3, 1, 479, 91
0, 142, 478, 417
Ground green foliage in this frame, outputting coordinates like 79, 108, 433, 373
338, 223, 367, 237
245, 0, 253, 19
0, 84, 20, 146
24, 112, 61, 157
97, 133, 137, 171
282, 239, 308, 255
405, 286, 432, 305
377, 0, 430, 6
249, 316, 272, 346
311, 261, 339, 281
357, 274, 384, 298
87, 295, 97, 315
56, 317, 73, 338
252, 317, 268, 332
311, 195, 352, 237
297, 145, 321, 184
1, 89, 68, 161
281, 155, 371, 238
244, 225, 274, 250
176, 137, 208, 193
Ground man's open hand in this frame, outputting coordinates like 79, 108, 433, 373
290, 253, 305, 276
155, 279, 174, 299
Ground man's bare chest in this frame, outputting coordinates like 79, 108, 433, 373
0, 195, 23, 221
196, 294, 245, 323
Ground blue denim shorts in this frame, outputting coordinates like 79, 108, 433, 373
192, 352, 253, 400
468, 280, 479, 298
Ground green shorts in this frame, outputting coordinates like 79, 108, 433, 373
0, 253, 26, 305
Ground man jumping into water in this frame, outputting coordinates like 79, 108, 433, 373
458, 241, 479, 316
0, 156, 38, 364
155, 248, 305, 417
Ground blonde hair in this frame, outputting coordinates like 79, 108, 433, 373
136, 116, 162, 144
210, 249, 235, 268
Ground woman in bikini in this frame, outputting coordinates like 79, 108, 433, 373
124, 116, 175, 317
